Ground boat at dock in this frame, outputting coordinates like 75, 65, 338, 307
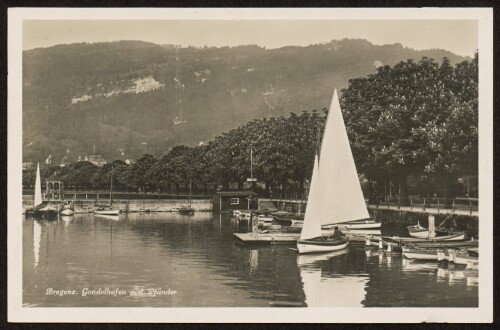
407, 217, 465, 240
383, 236, 476, 248
93, 205, 120, 216
297, 90, 369, 254
92, 165, 119, 216
59, 201, 75, 216
257, 214, 273, 227
178, 206, 195, 215
272, 211, 304, 223
25, 162, 59, 219
292, 218, 381, 230
402, 247, 439, 261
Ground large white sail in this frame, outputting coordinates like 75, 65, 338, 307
34, 162, 42, 208
318, 89, 369, 225
300, 154, 322, 240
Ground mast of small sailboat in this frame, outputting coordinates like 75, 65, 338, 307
188, 178, 192, 207
34, 162, 42, 208
109, 165, 113, 206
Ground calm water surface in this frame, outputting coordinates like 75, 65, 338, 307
23, 213, 478, 307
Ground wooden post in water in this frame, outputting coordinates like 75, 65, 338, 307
428, 215, 436, 238
251, 212, 258, 238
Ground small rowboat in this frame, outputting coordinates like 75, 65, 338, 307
297, 236, 349, 254
93, 205, 120, 216
407, 221, 465, 240
59, 201, 75, 216
402, 247, 439, 261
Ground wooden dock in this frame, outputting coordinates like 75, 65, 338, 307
233, 232, 300, 245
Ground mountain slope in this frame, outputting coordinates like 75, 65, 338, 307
22, 39, 469, 164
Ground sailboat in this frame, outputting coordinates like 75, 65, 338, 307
26, 162, 58, 218
93, 165, 120, 216
297, 89, 370, 254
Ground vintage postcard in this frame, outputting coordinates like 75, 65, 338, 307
8, 7, 493, 323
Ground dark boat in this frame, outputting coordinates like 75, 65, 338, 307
179, 207, 195, 215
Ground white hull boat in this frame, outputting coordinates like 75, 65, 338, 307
60, 201, 75, 216
95, 214, 120, 221
402, 247, 439, 261
330, 219, 381, 230
94, 209, 120, 216
60, 208, 75, 216
297, 237, 349, 254
293, 219, 381, 230
407, 221, 465, 240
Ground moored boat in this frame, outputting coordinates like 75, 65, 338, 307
402, 247, 439, 261
179, 206, 195, 215
298, 90, 368, 254
93, 205, 120, 216
25, 162, 59, 219
328, 218, 381, 230
93, 165, 119, 216
257, 214, 273, 227
407, 217, 465, 240
59, 201, 75, 216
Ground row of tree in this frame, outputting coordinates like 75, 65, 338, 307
23, 55, 478, 199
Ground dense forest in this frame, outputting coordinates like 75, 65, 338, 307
23, 55, 478, 200
23, 39, 468, 164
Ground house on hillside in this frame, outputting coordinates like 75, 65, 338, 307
213, 191, 258, 211
85, 154, 107, 167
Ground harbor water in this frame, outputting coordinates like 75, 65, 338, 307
23, 212, 478, 307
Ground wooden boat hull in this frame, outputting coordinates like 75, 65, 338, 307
408, 229, 431, 239
407, 223, 465, 240
28, 211, 59, 219
331, 219, 381, 230
384, 234, 469, 245
95, 214, 120, 221
402, 247, 438, 261
26, 205, 59, 219
297, 237, 349, 254
179, 208, 195, 215
408, 230, 465, 240
60, 208, 75, 216
94, 210, 120, 216
272, 213, 304, 223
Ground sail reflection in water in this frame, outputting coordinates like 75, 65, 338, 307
33, 220, 41, 268
298, 249, 368, 307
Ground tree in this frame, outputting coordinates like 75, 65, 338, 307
341, 56, 478, 198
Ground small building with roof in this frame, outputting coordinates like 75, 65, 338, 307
213, 191, 258, 211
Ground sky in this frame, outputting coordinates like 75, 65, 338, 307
23, 20, 478, 57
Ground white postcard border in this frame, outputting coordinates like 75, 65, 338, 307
8, 7, 493, 323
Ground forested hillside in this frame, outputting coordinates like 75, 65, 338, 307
23, 39, 468, 164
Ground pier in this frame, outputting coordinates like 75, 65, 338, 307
259, 197, 479, 217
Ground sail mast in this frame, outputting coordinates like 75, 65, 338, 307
110, 165, 113, 206
34, 162, 42, 208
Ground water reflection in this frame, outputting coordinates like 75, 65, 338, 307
23, 213, 478, 307
249, 250, 258, 274
33, 220, 41, 268
298, 249, 369, 307
60, 215, 74, 222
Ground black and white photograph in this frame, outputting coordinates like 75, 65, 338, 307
7, 7, 493, 323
